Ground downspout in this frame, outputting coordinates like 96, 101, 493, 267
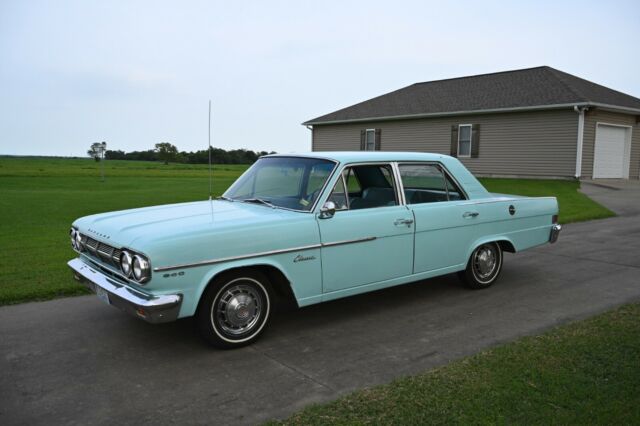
574, 106, 588, 178
306, 125, 313, 151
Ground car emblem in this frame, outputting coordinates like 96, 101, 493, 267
87, 228, 111, 239
293, 254, 316, 263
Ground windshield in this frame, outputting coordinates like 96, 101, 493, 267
223, 156, 336, 211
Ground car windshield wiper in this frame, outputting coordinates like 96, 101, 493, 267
241, 198, 278, 209
216, 196, 234, 202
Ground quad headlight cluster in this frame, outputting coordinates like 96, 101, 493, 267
70, 227, 151, 284
119, 250, 151, 284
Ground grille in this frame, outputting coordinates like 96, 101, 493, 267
80, 234, 121, 266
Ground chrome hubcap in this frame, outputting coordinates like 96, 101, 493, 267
474, 246, 497, 279
215, 284, 262, 335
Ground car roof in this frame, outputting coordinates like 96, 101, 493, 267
264, 151, 453, 164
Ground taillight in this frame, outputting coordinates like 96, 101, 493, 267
552, 214, 558, 224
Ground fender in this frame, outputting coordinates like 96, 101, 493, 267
465, 235, 517, 261
185, 248, 322, 317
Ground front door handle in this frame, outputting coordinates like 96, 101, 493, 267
463, 211, 479, 218
394, 218, 414, 227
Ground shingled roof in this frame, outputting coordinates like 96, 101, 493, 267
303, 66, 640, 125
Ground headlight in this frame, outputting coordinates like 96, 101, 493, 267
120, 251, 133, 277
70, 228, 78, 250
132, 255, 150, 283
75, 231, 84, 251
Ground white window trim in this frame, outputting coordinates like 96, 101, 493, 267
457, 124, 472, 158
365, 128, 376, 151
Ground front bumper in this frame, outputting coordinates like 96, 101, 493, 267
68, 258, 182, 324
549, 224, 562, 243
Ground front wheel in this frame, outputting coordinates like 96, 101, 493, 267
197, 270, 272, 349
458, 242, 503, 289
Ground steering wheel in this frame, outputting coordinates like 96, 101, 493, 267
301, 189, 320, 206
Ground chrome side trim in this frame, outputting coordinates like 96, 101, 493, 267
322, 236, 377, 248
153, 236, 377, 272
154, 244, 321, 272
457, 196, 558, 206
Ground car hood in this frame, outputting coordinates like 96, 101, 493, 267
73, 200, 302, 248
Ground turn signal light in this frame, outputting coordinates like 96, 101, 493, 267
552, 215, 558, 224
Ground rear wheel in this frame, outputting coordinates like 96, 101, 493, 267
458, 242, 503, 289
197, 270, 272, 349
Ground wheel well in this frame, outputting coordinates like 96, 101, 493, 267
497, 240, 516, 253
202, 265, 299, 311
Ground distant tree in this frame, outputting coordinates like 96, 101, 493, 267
102, 145, 271, 164
87, 141, 107, 162
155, 142, 178, 165
105, 150, 126, 160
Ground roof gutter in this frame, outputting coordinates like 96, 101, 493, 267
302, 102, 640, 126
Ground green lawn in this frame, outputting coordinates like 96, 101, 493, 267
0, 157, 613, 305
0, 157, 248, 305
270, 303, 640, 425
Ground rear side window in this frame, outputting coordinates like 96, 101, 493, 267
399, 164, 465, 204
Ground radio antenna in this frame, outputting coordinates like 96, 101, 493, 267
208, 99, 213, 200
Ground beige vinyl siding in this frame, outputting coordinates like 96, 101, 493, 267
313, 109, 579, 177
582, 109, 640, 179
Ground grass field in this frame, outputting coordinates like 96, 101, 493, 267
0, 157, 248, 305
0, 157, 613, 305
271, 303, 640, 425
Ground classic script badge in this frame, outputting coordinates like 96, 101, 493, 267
293, 254, 316, 263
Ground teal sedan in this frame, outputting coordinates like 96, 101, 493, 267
68, 152, 561, 348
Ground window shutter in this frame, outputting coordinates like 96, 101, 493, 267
471, 124, 480, 158
360, 130, 366, 151
374, 129, 382, 151
450, 125, 458, 157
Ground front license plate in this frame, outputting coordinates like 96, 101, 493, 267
95, 286, 111, 305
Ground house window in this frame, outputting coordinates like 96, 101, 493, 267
365, 129, 376, 151
458, 124, 472, 157
360, 129, 381, 151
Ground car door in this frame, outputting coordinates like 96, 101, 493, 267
316, 163, 415, 293
399, 162, 479, 273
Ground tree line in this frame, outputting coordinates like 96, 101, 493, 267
102, 143, 275, 165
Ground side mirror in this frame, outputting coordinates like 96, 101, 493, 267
319, 201, 336, 219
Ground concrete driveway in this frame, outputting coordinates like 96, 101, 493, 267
2, 183, 640, 426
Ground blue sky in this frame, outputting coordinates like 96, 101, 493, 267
1, 0, 639, 156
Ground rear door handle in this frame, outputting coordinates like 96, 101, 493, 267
463, 211, 479, 218
394, 218, 414, 226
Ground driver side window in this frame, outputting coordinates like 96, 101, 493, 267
327, 164, 398, 211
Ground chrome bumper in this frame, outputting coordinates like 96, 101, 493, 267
68, 258, 182, 324
549, 224, 562, 243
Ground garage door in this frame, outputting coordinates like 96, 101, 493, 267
593, 124, 630, 178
